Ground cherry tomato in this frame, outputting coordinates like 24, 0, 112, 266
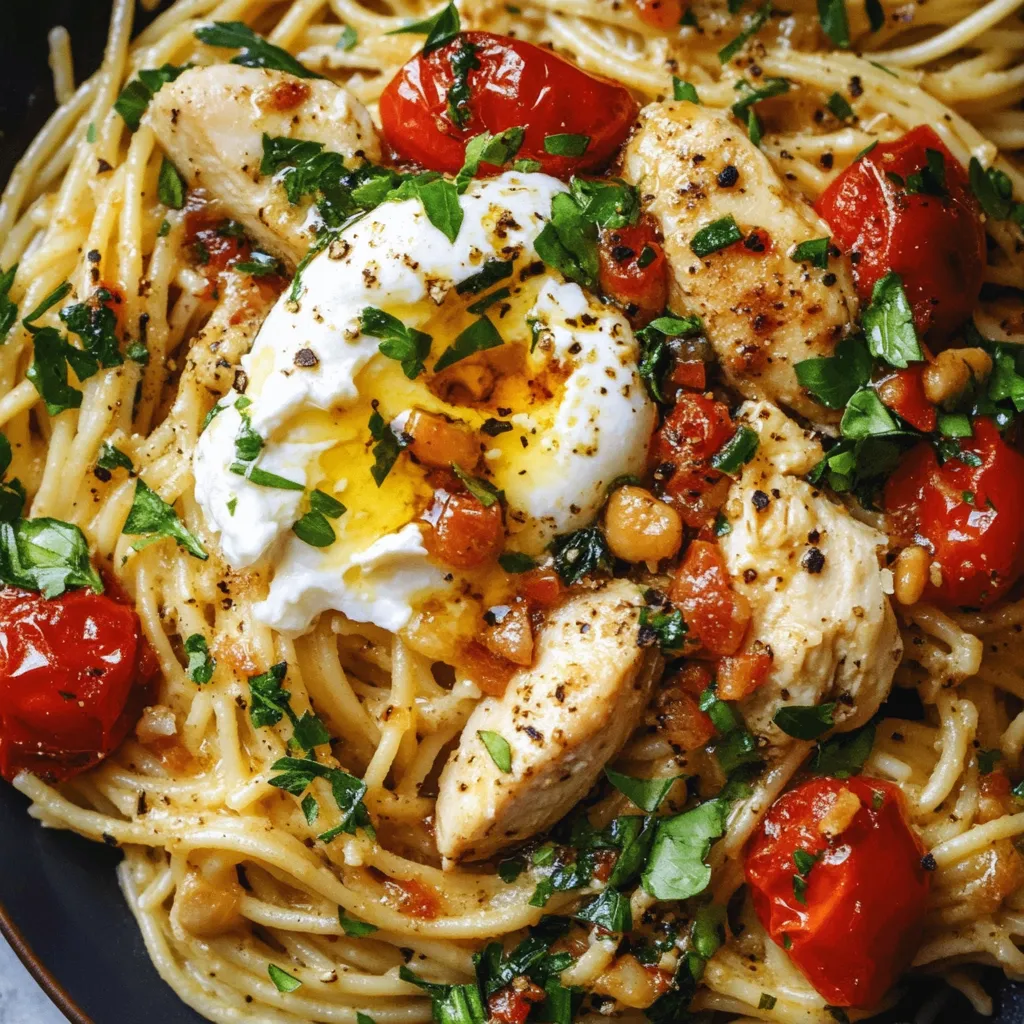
876, 365, 936, 433
745, 777, 930, 1008
669, 540, 750, 655
650, 394, 735, 527
633, 0, 685, 29
425, 490, 504, 570
816, 126, 985, 340
0, 586, 159, 783
884, 418, 1024, 607
598, 219, 668, 326
379, 32, 638, 178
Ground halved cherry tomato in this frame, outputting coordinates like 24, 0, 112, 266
379, 32, 638, 178
816, 126, 985, 340
884, 418, 1024, 608
598, 219, 668, 327
650, 394, 735, 527
745, 777, 930, 1008
425, 491, 505, 569
632, 0, 685, 29
669, 540, 750, 655
0, 586, 158, 783
876, 364, 937, 433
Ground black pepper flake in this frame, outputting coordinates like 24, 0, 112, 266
233, 368, 249, 393
808, 529, 820, 544
94, 466, 112, 483
743, 568, 758, 583
294, 347, 318, 368
638, 625, 658, 648
822, 272, 837, 287
87, 249, 101, 263
751, 489, 770, 511
137, 792, 148, 815
101, 832, 118, 847
744, 233, 766, 253
524, 725, 543, 741
921, 853, 937, 872
97, 159, 113, 174
717, 165, 739, 188
820, 153, 834, 170
482, 418, 513, 436
802, 547, 826, 573
849, 76, 864, 98
611, 245, 635, 263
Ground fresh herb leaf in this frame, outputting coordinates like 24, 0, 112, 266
301, 794, 319, 824
575, 888, 631, 932
569, 177, 641, 230
791, 237, 831, 269
467, 288, 510, 315
114, 64, 191, 130
498, 551, 535, 573
817, 0, 850, 48
774, 703, 836, 739
691, 215, 743, 257
337, 25, 358, 50
27, 328, 84, 415
368, 409, 410, 486
638, 603, 687, 652
97, 442, 133, 472
268, 964, 302, 993
452, 464, 501, 507
455, 128, 525, 191
551, 525, 611, 585
905, 148, 947, 198
968, 157, 1015, 221
399, 966, 487, 1024
863, 272, 923, 366
840, 387, 900, 439
195, 22, 323, 78
0, 265, 18, 342
978, 748, 1003, 774
361, 307, 432, 379
292, 509, 336, 547
605, 767, 681, 812
158, 158, 186, 209
339, 911, 378, 936
234, 251, 284, 277
543, 133, 590, 157
746, 107, 762, 146
0, 517, 104, 597
718, 2, 773, 64
826, 92, 854, 121
691, 903, 726, 959
534, 192, 599, 288
731, 76, 790, 116
672, 77, 700, 103
434, 316, 503, 372
184, 633, 215, 684
61, 292, 123, 368
446, 40, 480, 128
23, 282, 72, 329
634, 314, 703, 402
478, 730, 512, 772
812, 720, 875, 777
642, 799, 728, 900
387, 2, 461, 53
709, 424, 759, 474
759, 993, 778, 1010
122, 478, 208, 559
794, 335, 872, 409
456, 259, 515, 295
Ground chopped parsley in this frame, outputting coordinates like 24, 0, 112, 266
446, 40, 480, 128
433, 315, 503, 372
97, 442, 133, 473
690, 215, 743, 257
794, 335, 871, 409
812, 720, 876, 777
360, 306, 432, 379
718, 1, 773, 64
534, 192, 599, 288
114, 64, 191, 130
184, 633, 216, 684
641, 799, 728, 900
267, 964, 302, 993
0, 517, 104, 598
387, 2, 461, 53
543, 133, 590, 157
672, 77, 700, 102
709, 425, 759, 474
551, 525, 611, 584
817, 0, 850, 48
0, 265, 17, 342
157, 158, 186, 209
194, 22, 323, 78
339, 911, 378, 936
368, 409, 410, 486
478, 730, 512, 772
790, 236, 831, 269
604, 766, 681, 812
122, 478, 208, 560
269, 754, 373, 841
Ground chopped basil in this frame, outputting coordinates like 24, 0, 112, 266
938, 411, 972, 437
126, 341, 149, 364
269, 755, 372, 840
638, 603, 687, 652
337, 24, 358, 50
969, 157, 1015, 220
23, 282, 72, 329
637, 245, 656, 268
114, 64, 191, 131
746, 108, 762, 146
904, 148, 947, 198
302, 794, 319, 824
817, 0, 850, 48
534, 192, 599, 288
456, 258, 515, 295
184, 633, 215, 684
774, 703, 836, 739
794, 335, 871, 409
641, 799, 728, 900
543, 133, 590, 157
0, 517, 104, 597
498, 551, 536, 573
97, 442, 133, 473
338, 911, 378, 936
672, 77, 700, 103
387, 2, 461, 53
551, 525, 610, 584
718, 2, 773, 64
790, 237, 831, 269
157, 158, 186, 210
568, 177, 641, 230
368, 409, 410, 486
793, 873, 809, 904
123, 478, 208, 560
812, 720, 875, 777
0, 265, 17, 343
978, 748, 1003, 774
709, 424, 759, 474
195, 22, 323, 78
793, 848, 819, 877
731, 76, 790, 116
234, 252, 283, 277
434, 315, 503, 372
399, 966, 487, 1024
452, 464, 501, 507
230, 462, 305, 491
713, 511, 732, 536
446, 40, 480, 129
292, 509, 336, 547
759, 993, 778, 1010
635, 313, 703, 402
478, 730, 512, 772
513, 158, 542, 173
455, 127, 525, 191
840, 387, 900, 439
989, 348, 1024, 411
467, 288, 510, 314
401, 175, 464, 242
826, 91, 854, 121
497, 858, 524, 883
361, 306, 432, 379
575, 888, 631, 932
604, 767, 681, 812
691, 903, 726, 959
690, 215, 743, 257
267, 964, 302, 993
61, 292, 123, 368
27, 328, 85, 415
866, 0, 884, 29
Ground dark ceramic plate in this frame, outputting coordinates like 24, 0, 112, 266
0, 3, 1021, 1021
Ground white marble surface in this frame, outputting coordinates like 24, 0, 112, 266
0, 937, 65, 1024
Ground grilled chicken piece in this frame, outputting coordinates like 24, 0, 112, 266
435, 580, 658, 865
717, 401, 901, 741
621, 101, 858, 423
146, 65, 380, 266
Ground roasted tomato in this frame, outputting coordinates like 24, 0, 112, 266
669, 540, 750, 655
745, 777, 931, 1008
379, 32, 638, 177
598, 218, 668, 326
632, 0, 685, 29
0, 587, 159, 782
876, 365, 937, 433
816, 125, 985, 340
488, 980, 546, 1024
650, 394, 735, 527
884, 418, 1024, 608
425, 490, 505, 569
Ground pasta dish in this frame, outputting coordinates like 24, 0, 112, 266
2, 0, 1024, 1019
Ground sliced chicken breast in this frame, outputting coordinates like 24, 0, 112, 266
146, 65, 380, 266
717, 401, 901, 741
435, 580, 658, 865
621, 101, 858, 423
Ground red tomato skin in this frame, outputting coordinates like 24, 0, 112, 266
379, 33, 638, 177
633, 0, 685, 31
745, 777, 930, 1008
884, 418, 1024, 608
877, 365, 937, 433
816, 126, 985, 340
669, 540, 750, 655
425, 491, 505, 570
598, 220, 668, 326
0, 587, 159, 783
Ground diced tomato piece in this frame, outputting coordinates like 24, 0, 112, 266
876, 365, 937, 433
264, 79, 311, 112
650, 394, 735, 527
482, 602, 533, 667
598, 219, 668, 326
816, 126, 985, 340
675, 662, 713, 697
632, 0, 685, 29
383, 878, 440, 919
425, 491, 505, 570
668, 359, 706, 391
745, 777, 930, 1008
488, 981, 546, 1024
884, 418, 1024, 607
379, 32, 637, 178
461, 640, 517, 697
716, 651, 772, 700
654, 685, 715, 751
670, 540, 750, 656
0, 586, 159, 783
516, 568, 565, 608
